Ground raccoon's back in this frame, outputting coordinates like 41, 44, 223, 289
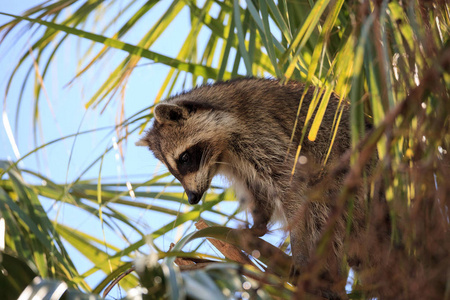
185, 78, 347, 152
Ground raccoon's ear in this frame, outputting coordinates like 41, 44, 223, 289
154, 103, 188, 124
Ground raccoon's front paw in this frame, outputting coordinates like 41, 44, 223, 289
249, 223, 268, 237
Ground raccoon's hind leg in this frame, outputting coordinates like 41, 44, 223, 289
287, 201, 347, 299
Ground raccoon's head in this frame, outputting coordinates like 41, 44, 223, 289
137, 99, 233, 205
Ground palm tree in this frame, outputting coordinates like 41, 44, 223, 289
0, 0, 449, 299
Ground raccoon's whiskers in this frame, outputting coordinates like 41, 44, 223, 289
199, 145, 211, 168
212, 161, 231, 167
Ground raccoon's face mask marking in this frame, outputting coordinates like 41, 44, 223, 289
176, 142, 207, 176
138, 101, 225, 205
174, 141, 214, 204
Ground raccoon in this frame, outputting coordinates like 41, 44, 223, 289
137, 78, 371, 298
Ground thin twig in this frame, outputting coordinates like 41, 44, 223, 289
102, 266, 135, 298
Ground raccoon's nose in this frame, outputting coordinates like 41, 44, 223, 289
186, 190, 203, 205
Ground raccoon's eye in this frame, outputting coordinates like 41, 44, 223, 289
179, 152, 189, 164
176, 142, 206, 175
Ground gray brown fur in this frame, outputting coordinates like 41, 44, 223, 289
139, 78, 370, 298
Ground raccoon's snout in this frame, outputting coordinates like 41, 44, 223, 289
186, 190, 204, 205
